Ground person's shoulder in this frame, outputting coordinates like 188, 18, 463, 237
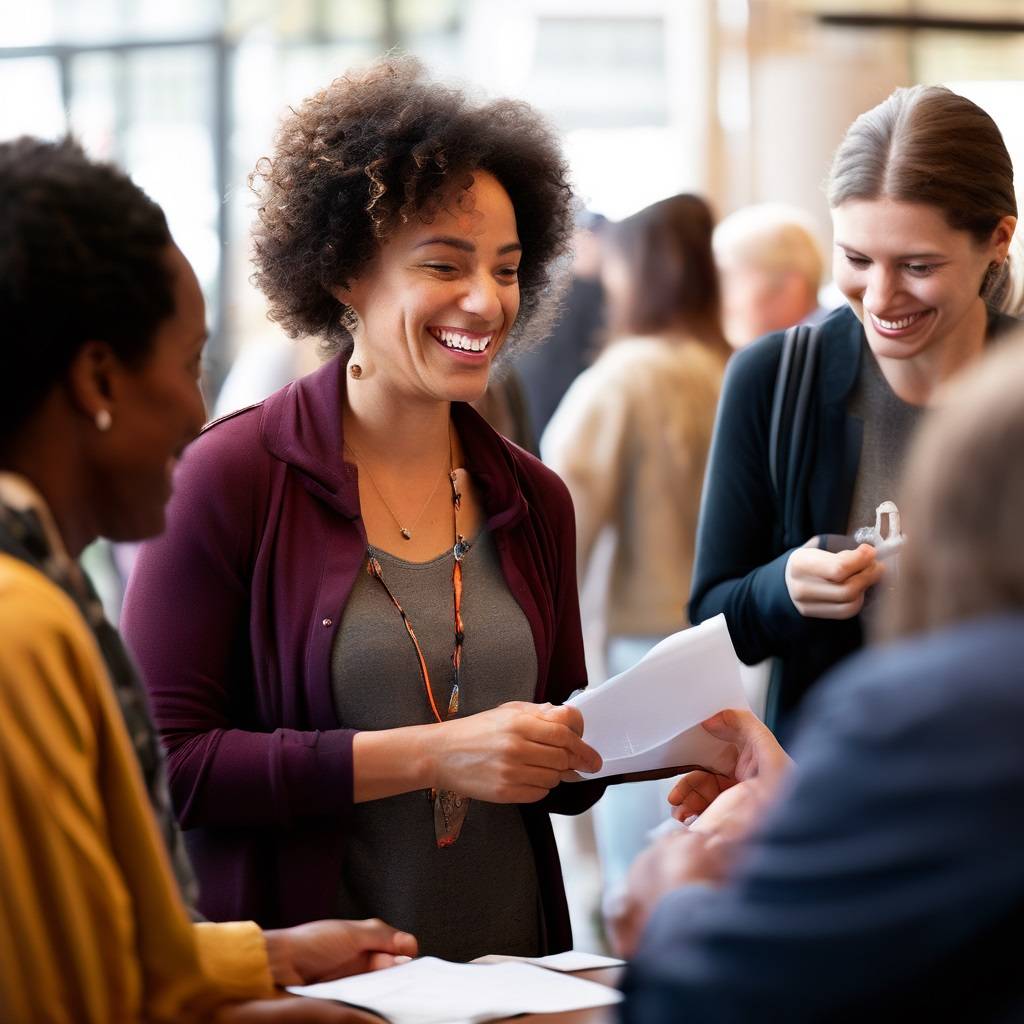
0, 555, 98, 692
724, 306, 858, 402
507, 440, 573, 509
173, 401, 273, 499
797, 615, 1024, 758
0, 555, 81, 636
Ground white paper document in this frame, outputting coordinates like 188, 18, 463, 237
288, 956, 622, 1023
568, 614, 749, 780
472, 950, 625, 971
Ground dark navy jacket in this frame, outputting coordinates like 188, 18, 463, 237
689, 305, 865, 726
622, 614, 1024, 1023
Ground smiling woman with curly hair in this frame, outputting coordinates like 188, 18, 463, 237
123, 57, 607, 962
250, 57, 573, 357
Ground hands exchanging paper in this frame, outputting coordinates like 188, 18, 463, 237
609, 709, 794, 957
433, 701, 602, 803
669, 708, 793, 841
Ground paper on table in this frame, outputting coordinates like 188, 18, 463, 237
568, 614, 749, 780
472, 950, 625, 971
288, 956, 622, 1024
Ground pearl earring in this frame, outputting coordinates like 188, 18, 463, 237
95, 409, 112, 432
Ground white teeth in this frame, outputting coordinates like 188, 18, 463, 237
873, 312, 923, 331
434, 329, 492, 352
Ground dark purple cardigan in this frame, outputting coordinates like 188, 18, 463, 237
121, 357, 603, 950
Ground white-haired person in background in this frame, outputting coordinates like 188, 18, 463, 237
713, 202, 829, 349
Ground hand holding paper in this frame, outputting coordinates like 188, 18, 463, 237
567, 615, 750, 781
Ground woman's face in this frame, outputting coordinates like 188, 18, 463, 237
92, 243, 208, 541
339, 170, 521, 405
831, 197, 1014, 363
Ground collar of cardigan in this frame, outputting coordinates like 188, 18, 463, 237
250, 354, 529, 528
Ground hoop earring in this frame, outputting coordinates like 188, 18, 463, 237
95, 409, 112, 432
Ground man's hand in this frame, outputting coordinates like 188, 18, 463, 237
606, 830, 736, 958
262, 918, 418, 987
668, 709, 793, 832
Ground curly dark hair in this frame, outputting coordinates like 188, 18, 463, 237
250, 57, 575, 357
0, 136, 174, 442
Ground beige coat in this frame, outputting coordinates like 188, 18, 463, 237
542, 336, 724, 638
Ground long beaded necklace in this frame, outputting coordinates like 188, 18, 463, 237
362, 426, 472, 847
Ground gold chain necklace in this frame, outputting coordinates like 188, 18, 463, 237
344, 440, 450, 541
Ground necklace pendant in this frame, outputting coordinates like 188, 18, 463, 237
400, 528, 411, 540
447, 683, 460, 717
433, 788, 470, 848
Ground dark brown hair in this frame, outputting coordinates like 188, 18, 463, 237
884, 333, 1024, 639
604, 193, 728, 353
828, 85, 1017, 308
250, 57, 574, 356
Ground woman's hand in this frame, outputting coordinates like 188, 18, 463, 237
262, 918, 418, 986
668, 709, 793, 833
785, 540, 884, 619
430, 701, 602, 803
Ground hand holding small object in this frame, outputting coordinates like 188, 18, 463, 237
785, 539, 884, 619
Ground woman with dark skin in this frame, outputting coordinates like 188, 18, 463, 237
0, 136, 415, 1023
123, 59, 605, 961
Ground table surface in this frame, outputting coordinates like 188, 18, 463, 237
499, 967, 623, 1024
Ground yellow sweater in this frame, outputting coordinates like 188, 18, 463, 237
0, 554, 273, 1022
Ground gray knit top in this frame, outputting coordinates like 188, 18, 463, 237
330, 528, 543, 961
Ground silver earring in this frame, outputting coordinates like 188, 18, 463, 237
95, 409, 112, 432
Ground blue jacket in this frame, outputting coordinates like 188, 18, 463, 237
621, 614, 1024, 1023
689, 306, 865, 726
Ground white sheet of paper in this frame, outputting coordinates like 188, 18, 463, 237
287, 956, 622, 1024
568, 614, 749, 780
472, 950, 625, 971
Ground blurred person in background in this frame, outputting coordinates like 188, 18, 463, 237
616, 331, 1024, 1022
542, 193, 730, 896
713, 202, 827, 349
122, 58, 606, 962
0, 136, 416, 1024
690, 85, 1019, 734
515, 210, 607, 436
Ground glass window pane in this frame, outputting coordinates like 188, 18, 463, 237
0, 58, 65, 138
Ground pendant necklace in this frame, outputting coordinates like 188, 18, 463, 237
363, 424, 472, 847
344, 440, 449, 541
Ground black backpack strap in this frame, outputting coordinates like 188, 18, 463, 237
768, 323, 821, 544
